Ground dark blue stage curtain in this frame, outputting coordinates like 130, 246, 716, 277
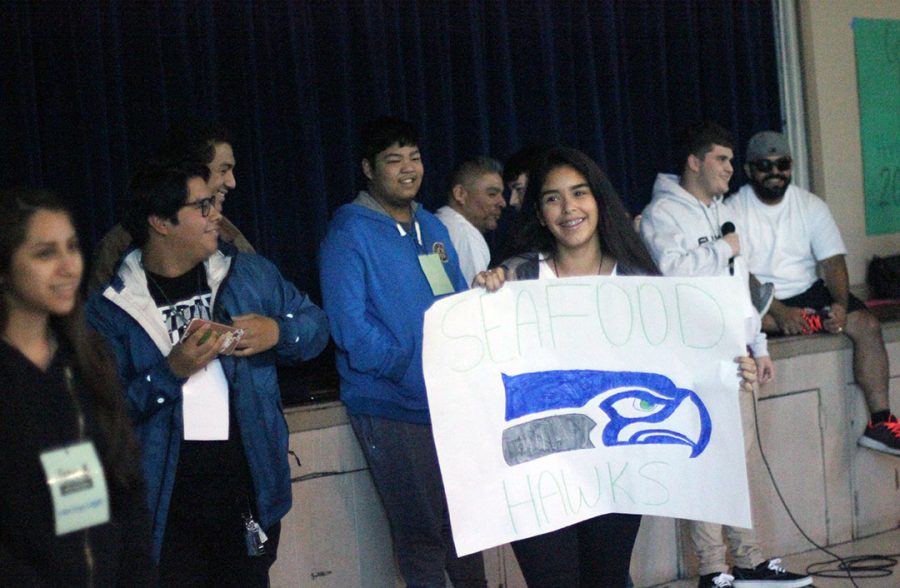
0, 0, 780, 297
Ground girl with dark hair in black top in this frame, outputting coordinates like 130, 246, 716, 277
0, 188, 155, 585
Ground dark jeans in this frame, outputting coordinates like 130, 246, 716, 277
158, 497, 280, 587
511, 513, 642, 588
350, 414, 487, 588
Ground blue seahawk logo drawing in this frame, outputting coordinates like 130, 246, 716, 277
501, 370, 711, 466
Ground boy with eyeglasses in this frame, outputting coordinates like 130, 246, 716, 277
86, 162, 329, 585
728, 131, 899, 457
89, 119, 254, 293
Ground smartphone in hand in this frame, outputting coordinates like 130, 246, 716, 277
184, 319, 245, 355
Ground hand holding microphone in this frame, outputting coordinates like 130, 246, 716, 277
721, 221, 739, 275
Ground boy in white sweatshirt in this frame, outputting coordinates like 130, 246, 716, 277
640, 120, 810, 588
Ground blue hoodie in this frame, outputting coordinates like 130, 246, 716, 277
319, 192, 467, 424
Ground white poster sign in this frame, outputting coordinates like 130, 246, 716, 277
423, 275, 753, 556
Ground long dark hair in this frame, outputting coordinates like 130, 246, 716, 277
501, 147, 660, 276
0, 188, 143, 490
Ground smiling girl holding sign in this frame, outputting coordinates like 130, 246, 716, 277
474, 147, 757, 588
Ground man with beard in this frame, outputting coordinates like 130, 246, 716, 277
728, 131, 899, 457
435, 156, 506, 284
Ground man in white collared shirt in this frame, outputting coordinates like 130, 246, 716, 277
435, 156, 506, 284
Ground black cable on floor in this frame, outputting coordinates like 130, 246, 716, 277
806, 553, 898, 579
287, 449, 370, 483
750, 387, 897, 588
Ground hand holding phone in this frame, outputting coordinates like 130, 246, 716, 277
230, 314, 280, 357
184, 319, 245, 355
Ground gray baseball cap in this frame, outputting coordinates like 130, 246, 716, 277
746, 131, 791, 160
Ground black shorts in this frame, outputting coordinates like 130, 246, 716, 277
779, 279, 867, 313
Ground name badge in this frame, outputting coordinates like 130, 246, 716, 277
418, 253, 455, 296
39, 441, 110, 535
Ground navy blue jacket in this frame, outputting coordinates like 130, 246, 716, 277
86, 243, 329, 559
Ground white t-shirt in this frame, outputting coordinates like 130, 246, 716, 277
538, 256, 619, 279
435, 206, 491, 286
727, 184, 847, 299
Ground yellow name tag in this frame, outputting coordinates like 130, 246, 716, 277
39, 441, 110, 535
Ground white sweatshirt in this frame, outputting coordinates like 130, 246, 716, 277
640, 173, 768, 357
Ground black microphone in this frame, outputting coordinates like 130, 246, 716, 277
721, 222, 736, 275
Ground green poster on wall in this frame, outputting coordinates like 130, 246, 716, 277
853, 18, 900, 235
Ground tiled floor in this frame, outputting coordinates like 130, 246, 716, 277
647, 527, 900, 587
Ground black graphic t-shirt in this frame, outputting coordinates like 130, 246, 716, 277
146, 264, 253, 517
146, 264, 212, 345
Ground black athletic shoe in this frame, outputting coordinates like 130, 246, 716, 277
858, 414, 900, 456
732, 559, 812, 587
698, 572, 734, 588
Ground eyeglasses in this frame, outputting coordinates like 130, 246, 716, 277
749, 157, 792, 173
180, 195, 218, 217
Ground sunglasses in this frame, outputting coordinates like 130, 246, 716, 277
750, 157, 792, 173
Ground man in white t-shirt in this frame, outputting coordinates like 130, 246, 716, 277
729, 131, 899, 457
435, 157, 506, 284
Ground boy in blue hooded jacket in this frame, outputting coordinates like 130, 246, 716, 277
320, 117, 486, 587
